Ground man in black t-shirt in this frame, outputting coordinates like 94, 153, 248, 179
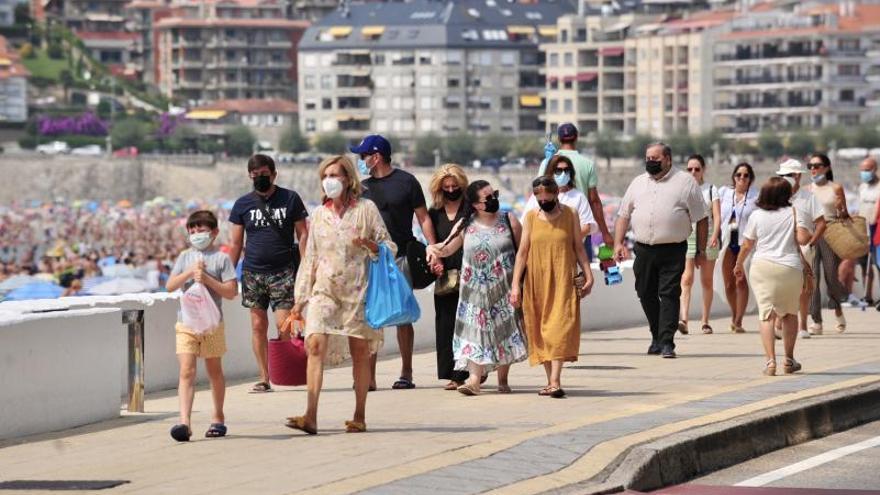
229, 154, 309, 393
352, 135, 436, 390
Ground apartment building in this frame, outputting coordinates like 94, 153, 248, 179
0, 0, 14, 27
0, 35, 29, 123
297, 0, 576, 142
152, 0, 308, 105
186, 98, 298, 149
712, 2, 880, 138
543, 8, 730, 139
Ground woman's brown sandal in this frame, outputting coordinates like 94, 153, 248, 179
344, 420, 367, 433
285, 416, 317, 435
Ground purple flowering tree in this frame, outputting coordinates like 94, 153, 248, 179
37, 113, 109, 136
157, 112, 187, 139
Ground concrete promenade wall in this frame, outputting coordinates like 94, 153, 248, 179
0, 308, 125, 440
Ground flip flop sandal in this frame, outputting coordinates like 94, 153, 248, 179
170, 424, 191, 442
391, 377, 416, 390
549, 387, 567, 399
205, 423, 227, 438
678, 320, 689, 335
457, 384, 480, 396
285, 416, 317, 435
344, 420, 367, 433
538, 386, 553, 396
444, 381, 462, 391
701, 324, 713, 334
250, 381, 273, 393
497, 384, 512, 394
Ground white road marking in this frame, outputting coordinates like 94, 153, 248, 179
735, 434, 880, 487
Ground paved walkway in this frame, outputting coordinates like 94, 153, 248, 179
1, 309, 878, 495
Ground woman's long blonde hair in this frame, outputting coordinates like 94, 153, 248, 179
318, 155, 362, 203
429, 163, 469, 209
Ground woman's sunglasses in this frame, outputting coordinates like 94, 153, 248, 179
807, 162, 825, 169
687, 167, 702, 173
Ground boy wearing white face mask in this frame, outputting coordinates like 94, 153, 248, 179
166, 210, 238, 442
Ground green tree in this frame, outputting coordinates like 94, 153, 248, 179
414, 133, 443, 167
852, 122, 880, 149
625, 133, 655, 158
96, 100, 112, 119
59, 69, 74, 103
314, 132, 348, 154
110, 119, 147, 149
816, 125, 850, 152
785, 129, 815, 159
592, 129, 620, 169
478, 133, 513, 160
693, 129, 724, 158
665, 132, 693, 161
167, 125, 198, 152
279, 124, 309, 153
510, 135, 543, 160
226, 125, 256, 156
444, 132, 477, 166
757, 129, 785, 159
733, 139, 757, 156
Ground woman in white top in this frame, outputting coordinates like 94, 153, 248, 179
807, 152, 849, 334
522, 155, 598, 240
679, 154, 721, 335
734, 177, 812, 376
718, 162, 758, 333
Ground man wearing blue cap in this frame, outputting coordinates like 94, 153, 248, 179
539, 123, 614, 248
351, 134, 437, 390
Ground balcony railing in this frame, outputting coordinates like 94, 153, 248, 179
716, 100, 820, 110
715, 49, 823, 62
715, 75, 822, 86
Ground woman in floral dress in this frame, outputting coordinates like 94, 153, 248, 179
427, 180, 528, 396
285, 155, 394, 435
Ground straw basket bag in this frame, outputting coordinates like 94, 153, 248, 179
824, 216, 869, 260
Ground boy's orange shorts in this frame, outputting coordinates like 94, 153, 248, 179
175, 322, 226, 359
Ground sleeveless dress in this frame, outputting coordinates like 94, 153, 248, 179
452, 215, 528, 372
522, 207, 580, 365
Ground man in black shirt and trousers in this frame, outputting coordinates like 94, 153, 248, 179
352, 135, 437, 390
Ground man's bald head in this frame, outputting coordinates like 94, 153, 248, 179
860, 157, 878, 172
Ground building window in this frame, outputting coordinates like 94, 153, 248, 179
448, 78, 460, 88
304, 75, 315, 89
419, 75, 433, 87
374, 75, 387, 87
549, 99, 558, 112
420, 96, 432, 110
305, 99, 316, 110
500, 52, 516, 66
501, 75, 516, 88
564, 53, 573, 66
305, 119, 316, 132
375, 119, 388, 132
560, 30, 568, 43
303, 54, 317, 67
550, 53, 558, 66
446, 50, 463, 65
838, 64, 860, 76
838, 39, 860, 52
420, 119, 434, 132
564, 99, 573, 113
576, 28, 587, 42
320, 75, 332, 89
374, 97, 387, 110
564, 80, 572, 90
840, 89, 855, 102
373, 53, 385, 65
322, 98, 332, 110
550, 79, 558, 89
501, 96, 514, 110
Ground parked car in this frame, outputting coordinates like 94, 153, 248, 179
71, 145, 104, 156
36, 141, 70, 155
112, 146, 139, 158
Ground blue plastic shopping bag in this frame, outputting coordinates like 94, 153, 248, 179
365, 243, 421, 328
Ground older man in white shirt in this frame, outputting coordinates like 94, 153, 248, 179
614, 143, 708, 358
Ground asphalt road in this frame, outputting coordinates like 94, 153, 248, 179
648, 420, 880, 494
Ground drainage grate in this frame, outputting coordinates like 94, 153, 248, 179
0, 480, 130, 490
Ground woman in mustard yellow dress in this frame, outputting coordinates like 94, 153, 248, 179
510, 177, 593, 398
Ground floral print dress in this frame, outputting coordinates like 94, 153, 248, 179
294, 198, 395, 361
453, 214, 528, 372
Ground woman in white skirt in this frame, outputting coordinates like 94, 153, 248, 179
734, 177, 813, 376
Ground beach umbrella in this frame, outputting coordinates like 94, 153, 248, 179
100, 264, 136, 278
86, 277, 150, 296
81, 276, 110, 293
117, 199, 133, 208
0, 274, 36, 292
4, 281, 64, 301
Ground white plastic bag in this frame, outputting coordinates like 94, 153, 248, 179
180, 282, 221, 335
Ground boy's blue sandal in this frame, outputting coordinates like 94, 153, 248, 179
170, 424, 191, 442
205, 423, 227, 438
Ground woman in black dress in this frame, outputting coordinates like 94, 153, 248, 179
427, 164, 470, 390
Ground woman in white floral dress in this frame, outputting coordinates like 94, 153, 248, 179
285, 155, 395, 435
427, 180, 528, 396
